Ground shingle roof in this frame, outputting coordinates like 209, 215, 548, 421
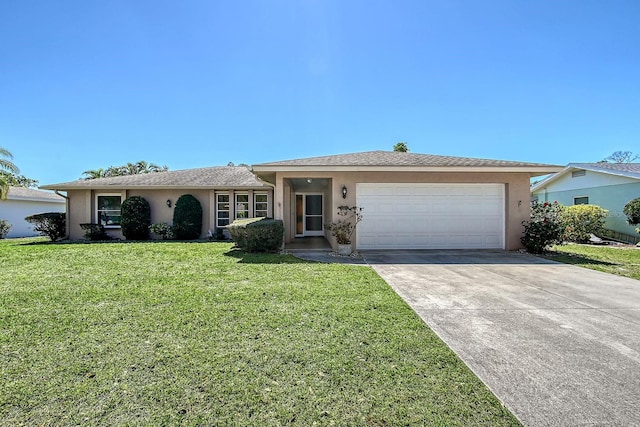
41, 166, 270, 190
6, 187, 66, 202
531, 162, 640, 192
253, 150, 559, 168
568, 162, 640, 176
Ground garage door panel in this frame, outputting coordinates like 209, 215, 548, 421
356, 183, 504, 250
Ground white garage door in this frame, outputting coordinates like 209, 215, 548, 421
356, 183, 505, 250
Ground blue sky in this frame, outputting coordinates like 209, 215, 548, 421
1, 1, 639, 185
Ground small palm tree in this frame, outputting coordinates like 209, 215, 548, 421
82, 168, 107, 180
393, 142, 409, 152
0, 147, 20, 199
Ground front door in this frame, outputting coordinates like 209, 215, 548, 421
295, 194, 324, 237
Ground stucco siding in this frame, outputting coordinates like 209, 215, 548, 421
275, 171, 531, 250
66, 188, 273, 240
534, 182, 640, 236
1, 199, 65, 238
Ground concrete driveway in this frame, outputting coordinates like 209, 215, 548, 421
363, 250, 640, 427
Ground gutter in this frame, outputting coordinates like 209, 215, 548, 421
54, 190, 69, 200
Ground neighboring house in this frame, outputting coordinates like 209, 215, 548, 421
42, 151, 560, 249
0, 187, 66, 238
531, 163, 640, 241
252, 151, 560, 250
41, 167, 273, 240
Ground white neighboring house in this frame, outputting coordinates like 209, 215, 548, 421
0, 187, 66, 238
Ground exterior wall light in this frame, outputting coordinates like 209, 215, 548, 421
166, 199, 172, 208
341, 185, 348, 199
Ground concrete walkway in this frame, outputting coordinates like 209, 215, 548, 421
363, 250, 640, 427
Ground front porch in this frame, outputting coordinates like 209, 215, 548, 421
285, 236, 332, 251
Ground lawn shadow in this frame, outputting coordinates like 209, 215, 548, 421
224, 248, 314, 264
544, 252, 618, 267
18, 239, 232, 246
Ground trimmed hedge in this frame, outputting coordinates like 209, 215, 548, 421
25, 212, 66, 241
80, 223, 111, 241
120, 196, 151, 240
563, 204, 608, 243
173, 194, 203, 240
227, 217, 284, 252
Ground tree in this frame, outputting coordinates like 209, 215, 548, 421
623, 197, 640, 227
393, 142, 409, 152
3, 173, 38, 188
82, 161, 169, 180
601, 151, 639, 164
0, 147, 20, 199
82, 168, 107, 180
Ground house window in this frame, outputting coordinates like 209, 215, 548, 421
96, 194, 122, 227
254, 193, 268, 218
574, 196, 589, 205
571, 170, 586, 178
216, 194, 230, 227
235, 193, 249, 219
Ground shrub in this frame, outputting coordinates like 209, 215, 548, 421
80, 223, 110, 241
521, 201, 565, 254
623, 197, 640, 227
173, 194, 203, 240
25, 212, 66, 241
0, 219, 11, 239
149, 223, 174, 240
326, 206, 364, 245
120, 196, 151, 240
227, 217, 284, 252
563, 204, 608, 243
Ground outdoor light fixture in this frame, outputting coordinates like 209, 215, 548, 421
166, 199, 172, 208
341, 185, 348, 199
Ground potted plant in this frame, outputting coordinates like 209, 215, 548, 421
326, 205, 363, 255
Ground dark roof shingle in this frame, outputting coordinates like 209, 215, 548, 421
42, 166, 270, 190
254, 150, 558, 168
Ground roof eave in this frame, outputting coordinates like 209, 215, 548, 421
40, 184, 271, 191
531, 164, 640, 192
7, 196, 66, 203
252, 165, 563, 175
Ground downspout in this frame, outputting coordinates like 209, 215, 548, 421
54, 190, 70, 239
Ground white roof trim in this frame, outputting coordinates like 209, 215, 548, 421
531, 163, 640, 192
7, 195, 66, 203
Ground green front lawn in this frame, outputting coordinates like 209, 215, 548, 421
545, 243, 640, 280
0, 239, 518, 426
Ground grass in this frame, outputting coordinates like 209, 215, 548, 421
0, 238, 519, 426
545, 243, 640, 280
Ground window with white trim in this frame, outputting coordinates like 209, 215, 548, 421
96, 194, 122, 227
235, 193, 249, 219
574, 196, 589, 205
216, 193, 230, 227
254, 193, 268, 218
